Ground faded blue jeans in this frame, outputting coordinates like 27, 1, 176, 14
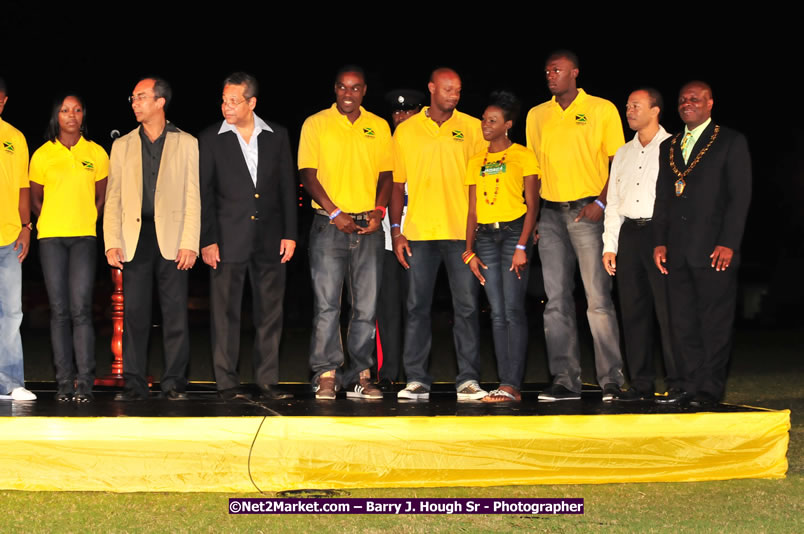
538, 203, 624, 392
0, 242, 25, 394
309, 214, 383, 388
475, 216, 529, 390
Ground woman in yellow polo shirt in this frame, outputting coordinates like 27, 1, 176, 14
29, 94, 108, 402
464, 91, 540, 403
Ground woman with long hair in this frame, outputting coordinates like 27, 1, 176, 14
29, 93, 108, 402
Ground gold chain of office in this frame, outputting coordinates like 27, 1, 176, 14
669, 125, 720, 179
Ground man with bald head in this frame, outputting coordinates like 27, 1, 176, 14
391, 68, 487, 400
602, 88, 677, 401
652, 81, 751, 407
526, 50, 626, 402
104, 76, 200, 401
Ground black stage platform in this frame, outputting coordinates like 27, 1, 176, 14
2, 382, 763, 418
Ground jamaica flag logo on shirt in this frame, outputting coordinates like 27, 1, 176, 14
452, 130, 464, 141
3, 141, 14, 154
575, 114, 588, 125
363, 127, 376, 138
81, 160, 95, 170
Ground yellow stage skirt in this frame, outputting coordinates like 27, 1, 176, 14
0, 411, 789, 492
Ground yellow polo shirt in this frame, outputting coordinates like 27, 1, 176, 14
29, 137, 109, 238
298, 104, 392, 213
525, 89, 624, 202
466, 143, 540, 224
0, 119, 29, 246
393, 107, 485, 240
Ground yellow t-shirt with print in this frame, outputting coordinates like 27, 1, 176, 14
298, 104, 392, 213
29, 137, 109, 238
0, 119, 29, 246
466, 143, 540, 224
393, 108, 485, 241
526, 89, 624, 202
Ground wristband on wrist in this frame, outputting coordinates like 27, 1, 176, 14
375, 206, 386, 218
390, 223, 400, 229
515, 244, 527, 250
594, 199, 606, 210
329, 208, 342, 220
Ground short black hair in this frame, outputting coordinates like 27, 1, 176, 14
487, 90, 522, 124
46, 93, 89, 142
139, 76, 172, 110
335, 64, 365, 83
634, 86, 664, 118
546, 49, 580, 69
223, 72, 259, 99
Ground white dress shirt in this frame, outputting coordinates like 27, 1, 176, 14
602, 125, 672, 254
218, 113, 273, 187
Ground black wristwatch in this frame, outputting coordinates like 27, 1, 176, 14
21, 222, 32, 230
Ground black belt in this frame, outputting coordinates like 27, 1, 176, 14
542, 196, 597, 210
624, 217, 652, 227
315, 209, 372, 221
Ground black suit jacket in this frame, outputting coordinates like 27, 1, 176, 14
200, 121, 297, 263
653, 121, 752, 268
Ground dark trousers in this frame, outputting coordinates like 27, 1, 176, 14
39, 237, 97, 387
122, 219, 189, 395
667, 260, 738, 400
210, 254, 285, 391
375, 249, 408, 382
616, 220, 679, 393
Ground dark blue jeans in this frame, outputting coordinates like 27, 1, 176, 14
308, 214, 384, 387
402, 240, 481, 389
39, 237, 97, 387
475, 216, 529, 390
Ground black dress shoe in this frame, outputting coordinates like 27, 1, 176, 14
690, 392, 719, 409
258, 385, 293, 400
163, 388, 188, 401
114, 389, 147, 401
218, 387, 252, 401
655, 388, 691, 405
615, 387, 654, 402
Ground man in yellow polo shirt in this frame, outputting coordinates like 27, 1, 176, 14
299, 65, 392, 400
0, 77, 36, 401
390, 68, 488, 401
526, 50, 626, 402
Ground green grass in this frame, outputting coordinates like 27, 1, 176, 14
1, 327, 801, 533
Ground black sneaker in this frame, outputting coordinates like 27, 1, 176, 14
615, 387, 653, 402
56, 382, 74, 402
74, 382, 94, 403
601, 383, 621, 402
538, 384, 581, 401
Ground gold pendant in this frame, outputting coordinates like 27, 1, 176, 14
674, 178, 686, 197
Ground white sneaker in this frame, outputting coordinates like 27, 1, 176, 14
456, 381, 488, 401
397, 382, 430, 400
10, 387, 36, 401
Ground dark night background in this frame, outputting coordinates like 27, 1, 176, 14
1, 11, 800, 383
